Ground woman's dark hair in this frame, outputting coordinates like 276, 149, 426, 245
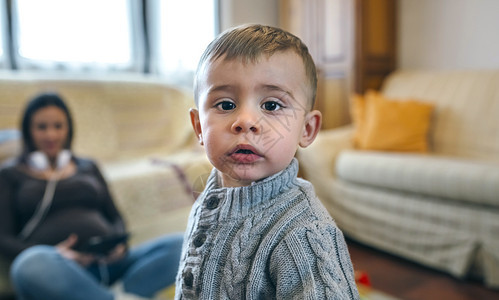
20, 93, 74, 157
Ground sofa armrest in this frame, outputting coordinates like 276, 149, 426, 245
297, 125, 355, 181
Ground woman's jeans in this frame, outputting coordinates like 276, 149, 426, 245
10, 233, 183, 300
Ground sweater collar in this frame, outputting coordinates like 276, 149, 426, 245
201, 158, 299, 219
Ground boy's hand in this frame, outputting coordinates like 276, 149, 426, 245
56, 234, 96, 266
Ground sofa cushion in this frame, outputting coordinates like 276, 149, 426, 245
63, 89, 120, 160
381, 70, 499, 163
0, 73, 196, 163
336, 150, 499, 207
99, 81, 195, 160
102, 150, 212, 245
351, 90, 434, 152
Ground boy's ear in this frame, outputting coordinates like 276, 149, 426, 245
299, 110, 322, 148
190, 108, 203, 145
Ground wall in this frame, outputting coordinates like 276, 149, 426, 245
218, 0, 499, 70
398, 0, 499, 70
219, 0, 278, 31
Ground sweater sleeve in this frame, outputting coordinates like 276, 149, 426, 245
0, 167, 37, 259
270, 222, 360, 300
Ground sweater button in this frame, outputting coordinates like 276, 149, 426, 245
193, 233, 206, 247
183, 268, 193, 288
205, 196, 219, 209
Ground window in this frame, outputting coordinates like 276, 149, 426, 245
0, 0, 218, 85
12, 0, 144, 72
148, 0, 217, 86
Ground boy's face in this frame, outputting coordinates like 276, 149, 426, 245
191, 51, 321, 187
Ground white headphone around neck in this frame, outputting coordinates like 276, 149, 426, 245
27, 150, 72, 171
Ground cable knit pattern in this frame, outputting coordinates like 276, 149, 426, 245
175, 159, 359, 299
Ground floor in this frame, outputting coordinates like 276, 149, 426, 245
346, 238, 499, 300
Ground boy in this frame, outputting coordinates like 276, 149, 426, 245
176, 24, 360, 299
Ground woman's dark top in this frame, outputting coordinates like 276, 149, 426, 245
0, 157, 126, 260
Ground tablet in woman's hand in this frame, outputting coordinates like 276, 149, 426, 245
80, 233, 130, 255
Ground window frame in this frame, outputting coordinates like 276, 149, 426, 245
0, 0, 10, 69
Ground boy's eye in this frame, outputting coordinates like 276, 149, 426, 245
215, 101, 236, 111
262, 101, 282, 111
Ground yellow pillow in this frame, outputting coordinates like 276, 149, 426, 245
352, 91, 434, 152
350, 90, 378, 148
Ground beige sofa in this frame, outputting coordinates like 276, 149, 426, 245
298, 70, 499, 288
0, 71, 212, 297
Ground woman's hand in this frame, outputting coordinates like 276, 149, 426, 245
101, 243, 127, 264
56, 234, 96, 266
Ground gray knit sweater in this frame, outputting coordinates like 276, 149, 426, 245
175, 159, 360, 299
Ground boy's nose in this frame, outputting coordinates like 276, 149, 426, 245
231, 108, 260, 134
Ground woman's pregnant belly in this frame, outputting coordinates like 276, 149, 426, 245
27, 208, 116, 249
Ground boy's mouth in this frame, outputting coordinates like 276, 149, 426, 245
236, 149, 254, 154
228, 144, 262, 163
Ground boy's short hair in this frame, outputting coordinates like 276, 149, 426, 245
194, 24, 318, 109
